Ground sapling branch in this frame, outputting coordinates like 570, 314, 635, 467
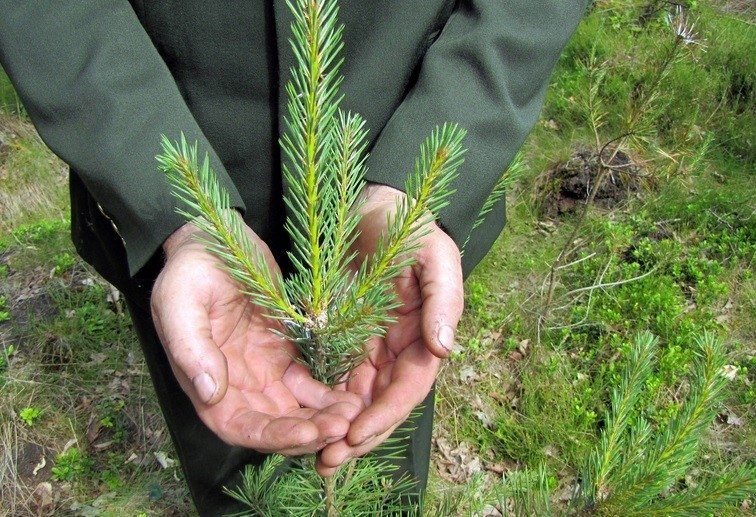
157, 135, 302, 324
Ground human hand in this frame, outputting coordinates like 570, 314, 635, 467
151, 215, 364, 456
317, 185, 464, 475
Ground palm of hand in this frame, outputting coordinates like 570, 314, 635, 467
316, 198, 449, 474
346, 269, 439, 413
153, 240, 362, 456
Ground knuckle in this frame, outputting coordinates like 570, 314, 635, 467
450, 290, 465, 311
425, 230, 461, 262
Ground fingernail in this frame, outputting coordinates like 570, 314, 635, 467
438, 325, 455, 353
193, 372, 217, 403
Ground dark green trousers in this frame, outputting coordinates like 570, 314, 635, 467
125, 298, 435, 515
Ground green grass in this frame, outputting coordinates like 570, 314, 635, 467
0, 70, 25, 118
0, 114, 67, 233
1, 2, 754, 515
0, 222, 189, 515
434, 2, 754, 513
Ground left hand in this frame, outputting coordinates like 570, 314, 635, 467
316, 184, 464, 475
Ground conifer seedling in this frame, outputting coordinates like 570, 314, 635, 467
156, 0, 472, 514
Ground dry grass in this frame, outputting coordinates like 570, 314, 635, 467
0, 421, 31, 517
0, 260, 190, 515
0, 115, 67, 233
714, 0, 756, 20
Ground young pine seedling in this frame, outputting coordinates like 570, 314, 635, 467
156, 0, 476, 514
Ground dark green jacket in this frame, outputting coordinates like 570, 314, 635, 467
0, 1, 587, 300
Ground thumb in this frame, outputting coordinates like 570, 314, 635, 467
417, 232, 464, 358
151, 285, 229, 405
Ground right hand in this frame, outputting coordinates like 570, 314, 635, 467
150, 217, 364, 455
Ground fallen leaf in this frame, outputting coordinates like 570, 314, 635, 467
106, 287, 120, 304
89, 353, 107, 364
556, 476, 579, 502
32, 482, 54, 512
32, 456, 47, 476
485, 462, 514, 475
61, 439, 77, 454
722, 365, 739, 380
450, 341, 465, 355
459, 365, 477, 383
475, 411, 494, 429
86, 415, 102, 445
482, 330, 502, 346
434, 437, 483, 483
154, 451, 176, 469
483, 505, 503, 517
537, 220, 556, 232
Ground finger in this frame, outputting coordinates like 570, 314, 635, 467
152, 280, 228, 405
283, 363, 364, 419
347, 342, 439, 446
224, 411, 320, 453
316, 424, 397, 476
274, 404, 353, 456
416, 231, 464, 358
309, 403, 355, 443
346, 360, 379, 407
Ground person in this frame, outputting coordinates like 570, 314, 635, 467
0, 1, 589, 514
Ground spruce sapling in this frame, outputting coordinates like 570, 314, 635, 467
473, 332, 754, 516
157, 0, 467, 513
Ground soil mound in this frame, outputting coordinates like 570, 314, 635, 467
537, 148, 642, 218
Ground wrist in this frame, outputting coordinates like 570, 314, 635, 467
162, 222, 200, 259
162, 209, 246, 260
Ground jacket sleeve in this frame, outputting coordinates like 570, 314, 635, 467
363, 0, 589, 275
0, 1, 246, 276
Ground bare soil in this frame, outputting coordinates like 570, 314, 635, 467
536, 148, 642, 218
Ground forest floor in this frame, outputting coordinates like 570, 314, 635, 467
1, 1, 754, 515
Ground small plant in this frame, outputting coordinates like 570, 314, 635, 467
98, 398, 127, 443
51, 252, 75, 276
225, 444, 419, 516
18, 406, 43, 427
0, 295, 10, 323
540, 2, 709, 329
51, 447, 92, 482
0, 344, 16, 373
480, 332, 755, 516
578, 332, 754, 514
74, 302, 108, 336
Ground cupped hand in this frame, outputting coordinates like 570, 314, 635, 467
151, 216, 364, 456
317, 185, 464, 475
